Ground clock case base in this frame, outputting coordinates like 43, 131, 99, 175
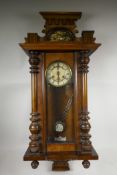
23, 146, 98, 171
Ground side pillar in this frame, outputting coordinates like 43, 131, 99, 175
28, 51, 41, 169
79, 51, 91, 168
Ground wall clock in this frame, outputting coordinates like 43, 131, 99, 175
19, 11, 101, 171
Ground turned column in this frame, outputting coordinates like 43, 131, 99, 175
79, 51, 92, 152
28, 50, 41, 153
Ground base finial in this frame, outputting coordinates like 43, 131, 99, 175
82, 160, 90, 169
31, 160, 39, 169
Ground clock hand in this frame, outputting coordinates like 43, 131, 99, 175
57, 63, 61, 84
57, 70, 60, 84
57, 62, 59, 70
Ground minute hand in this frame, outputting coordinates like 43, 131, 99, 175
57, 70, 60, 83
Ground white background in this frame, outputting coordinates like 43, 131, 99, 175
0, 0, 117, 175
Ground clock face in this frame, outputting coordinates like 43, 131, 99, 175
46, 61, 72, 87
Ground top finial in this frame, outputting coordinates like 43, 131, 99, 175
40, 12, 82, 41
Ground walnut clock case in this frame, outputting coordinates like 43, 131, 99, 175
20, 12, 101, 171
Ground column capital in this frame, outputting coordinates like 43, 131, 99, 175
78, 51, 90, 73
29, 51, 41, 74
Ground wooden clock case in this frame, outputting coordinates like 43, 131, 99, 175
20, 12, 101, 171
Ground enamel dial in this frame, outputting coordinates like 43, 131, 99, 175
46, 61, 72, 87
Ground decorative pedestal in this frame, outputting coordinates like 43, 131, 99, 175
52, 161, 70, 171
